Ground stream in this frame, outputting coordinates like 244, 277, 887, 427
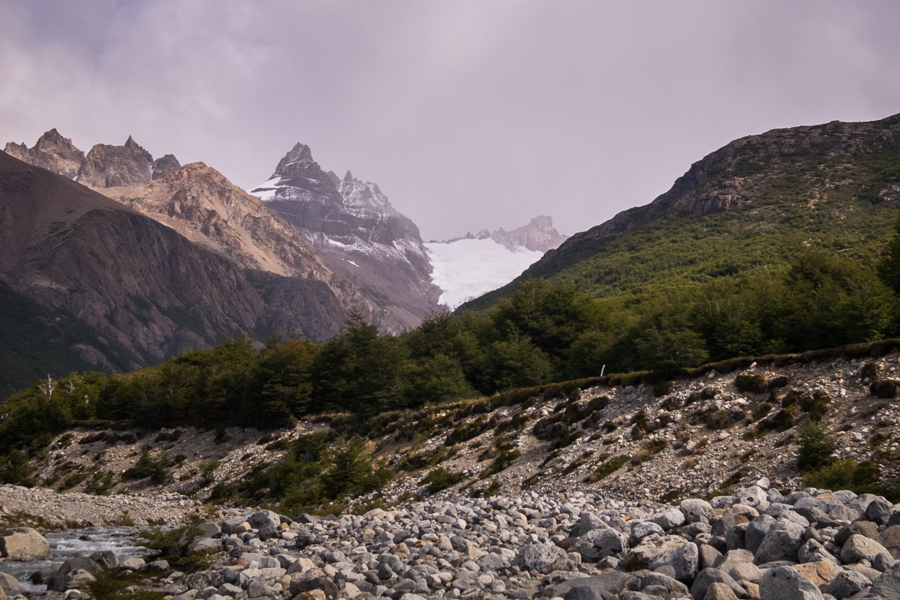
0, 527, 148, 593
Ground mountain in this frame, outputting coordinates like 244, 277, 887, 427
4, 131, 181, 188
99, 161, 401, 338
0, 150, 267, 388
425, 216, 567, 308
250, 144, 442, 328
462, 112, 900, 311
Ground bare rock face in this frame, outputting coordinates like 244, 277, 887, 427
151, 153, 181, 180
3, 128, 85, 179
251, 143, 442, 331
78, 136, 154, 188
491, 215, 568, 253
101, 162, 390, 341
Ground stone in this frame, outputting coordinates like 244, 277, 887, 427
119, 558, 146, 570
572, 528, 629, 561
65, 569, 96, 589
0, 573, 20, 593
513, 544, 568, 573
0, 528, 50, 559
835, 521, 881, 546
649, 540, 699, 582
629, 521, 665, 545
866, 499, 892, 525
576, 513, 606, 537
759, 566, 825, 600
881, 525, 900, 550
733, 487, 768, 510
623, 534, 687, 570
754, 519, 805, 564
825, 570, 872, 599
699, 544, 724, 570
626, 571, 690, 596
841, 534, 890, 564
551, 572, 630, 600
794, 561, 838, 592
870, 561, 900, 597
704, 582, 739, 600
649, 508, 686, 530
744, 515, 775, 555
188, 538, 222, 555
690, 568, 747, 600
682, 499, 716, 524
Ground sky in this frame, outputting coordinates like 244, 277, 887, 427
2, 1, 900, 241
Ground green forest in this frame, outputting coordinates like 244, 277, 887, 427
4, 219, 900, 463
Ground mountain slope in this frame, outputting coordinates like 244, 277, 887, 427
251, 144, 441, 329
463, 112, 900, 311
0, 150, 268, 377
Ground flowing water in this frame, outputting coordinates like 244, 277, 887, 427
0, 527, 148, 593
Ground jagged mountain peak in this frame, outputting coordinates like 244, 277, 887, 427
273, 143, 315, 175
4, 128, 85, 179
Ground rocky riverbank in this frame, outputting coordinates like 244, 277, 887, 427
5, 482, 900, 600
0, 485, 202, 528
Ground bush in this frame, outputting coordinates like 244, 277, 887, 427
0, 450, 33, 486
587, 455, 628, 482
797, 425, 836, 472
652, 381, 672, 397
123, 447, 171, 484
799, 391, 831, 421
872, 380, 898, 399
421, 468, 464, 494
734, 375, 768, 394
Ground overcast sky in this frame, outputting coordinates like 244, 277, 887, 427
2, 1, 900, 241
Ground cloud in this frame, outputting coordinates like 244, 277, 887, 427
2, 0, 899, 240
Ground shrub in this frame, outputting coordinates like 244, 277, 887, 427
752, 403, 773, 421
86, 471, 116, 495
860, 361, 880, 380
799, 391, 831, 421
123, 447, 172, 484
652, 381, 672, 397
872, 380, 898, 399
587, 455, 628, 482
421, 467, 464, 494
768, 376, 790, 390
735, 375, 768, 394
0, 450, 34, 486
797, 425, 836, 471
705, 409, 734, 430
630, 440, 667, 466
198, 460, 219, 486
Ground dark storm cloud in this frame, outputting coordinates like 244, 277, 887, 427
2, 1, 899, 240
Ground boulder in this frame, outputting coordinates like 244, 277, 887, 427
870, 561, 900, 598
794, 561, 838, 592
513, 544, 568, 573
551, 572, 629, 599
759, 566, 825, 600
753, 519, 805, 564
841, 534, 890, 564
0, 573, 20, 593
0, 528, 50, 559
649, 540, 699, 582
825, 570, 872, 599
47, 557, 102, 592
648, 508, 686, 530
681, 499, 716, 524
703, 582, 739, 600
572, 528, 629, 562
690, 568, 747, 600
623, 534, 687, 570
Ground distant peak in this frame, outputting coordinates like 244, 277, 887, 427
125, 135, 137, 147
344, 170, 354, 182
285, 143, 314, 164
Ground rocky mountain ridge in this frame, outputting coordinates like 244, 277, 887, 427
433, 217, 567, 254
251, 144, 441, 328
4, 130, 180, 189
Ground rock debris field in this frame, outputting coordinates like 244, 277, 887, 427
4, 482, 900, 600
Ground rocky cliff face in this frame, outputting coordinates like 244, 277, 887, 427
5, 130, 182, 190
251, 144, 442, 329
3, 129, 84, 180
0, 151, 264, 367
100, 161, 402, 340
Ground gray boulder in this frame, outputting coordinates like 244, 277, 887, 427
648, 508, 686, 530
871, 561, 900, 598
842, 534, 891, 564
0, 528, 50, 559
754, 519, 805, 564
744, 514, 775, 555
825, 569, 872, 599
649, 541, 699, 582
681, 499, 716, 524
513, 544, 568, 573
690, 568, 747, 600
759, 566, 824, 600
573, 528, 629, 561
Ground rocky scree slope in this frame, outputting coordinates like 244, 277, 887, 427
12, 349, 900, 519
464, 112, 900, 311
251, 144, 442, 330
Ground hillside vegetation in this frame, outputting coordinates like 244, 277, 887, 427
465, 113, 900, 309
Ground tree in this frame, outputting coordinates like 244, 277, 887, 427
878, 216, 900, 294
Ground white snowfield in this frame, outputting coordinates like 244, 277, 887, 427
425, 237, 543, 309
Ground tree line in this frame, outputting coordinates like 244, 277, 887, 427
4, 223, 900, 459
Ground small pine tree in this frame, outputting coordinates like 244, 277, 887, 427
797, 425, 836, 471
